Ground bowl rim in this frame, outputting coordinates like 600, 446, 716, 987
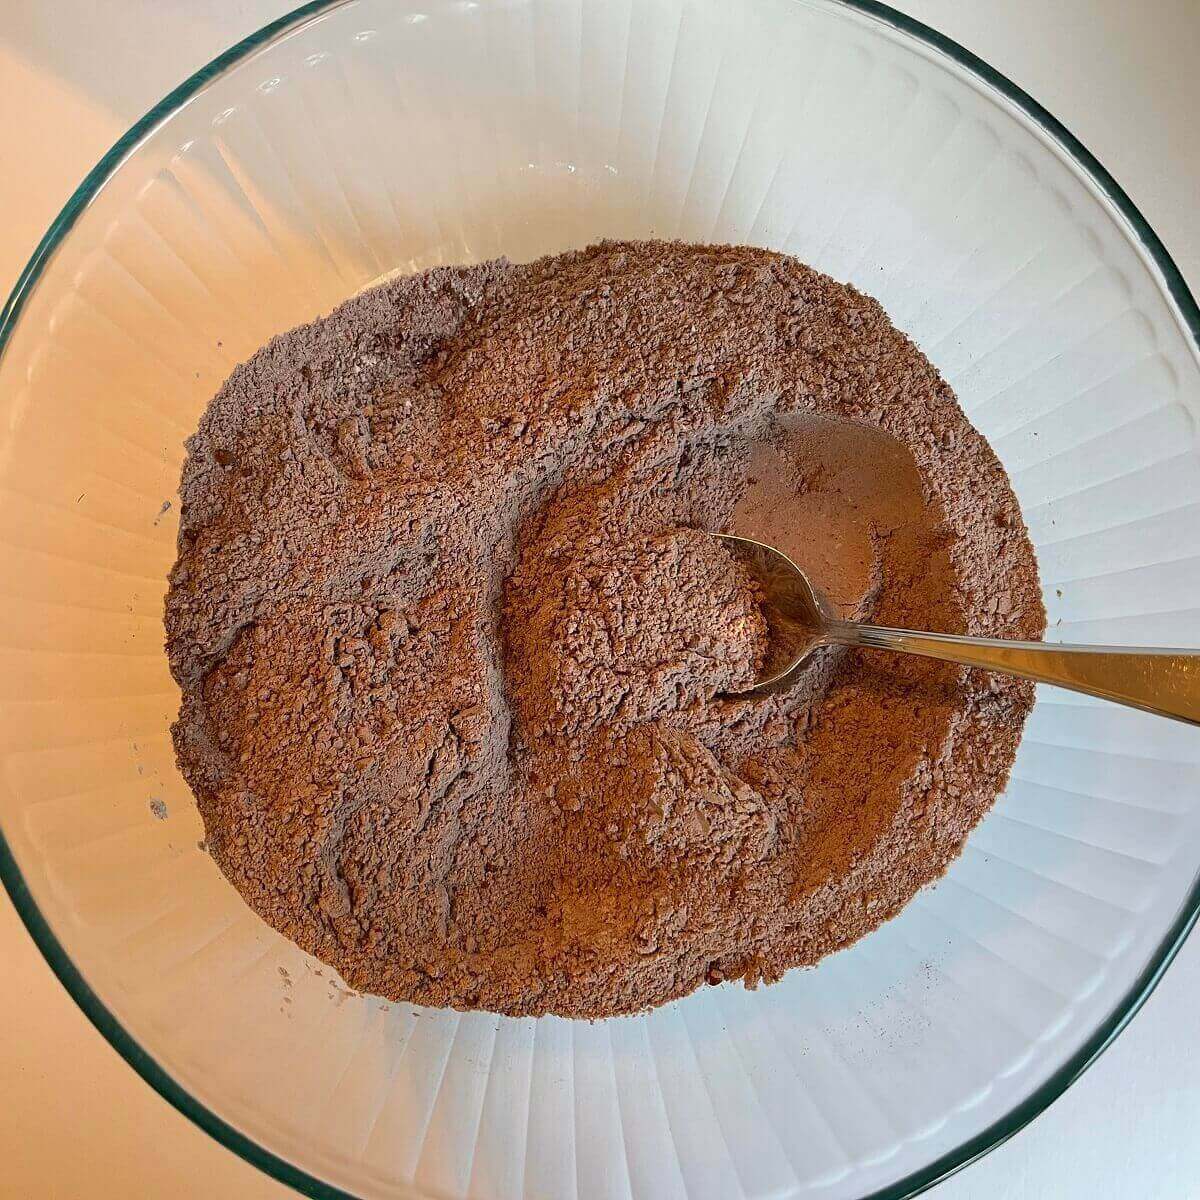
1, 1, 1198, 1197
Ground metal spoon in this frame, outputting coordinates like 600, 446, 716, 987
713, 533, 1200, 725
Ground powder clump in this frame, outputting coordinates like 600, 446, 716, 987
509, 528, 768, 736
166, 240, 1043, 1018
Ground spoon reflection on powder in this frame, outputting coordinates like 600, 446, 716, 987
713, 532, 1200, 726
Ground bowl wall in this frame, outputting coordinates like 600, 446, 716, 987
2, 1, 1199, 1198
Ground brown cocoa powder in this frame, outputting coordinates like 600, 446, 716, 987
166, 240, 1043, 1018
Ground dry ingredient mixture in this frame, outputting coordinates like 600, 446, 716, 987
166, 241, 1043, 1018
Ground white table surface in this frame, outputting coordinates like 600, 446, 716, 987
1, 2, 1198, 1197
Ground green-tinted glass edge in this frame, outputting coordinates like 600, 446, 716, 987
0, 2, 1196, 1198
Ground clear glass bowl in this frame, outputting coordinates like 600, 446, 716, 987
2, 1, 1199, 1197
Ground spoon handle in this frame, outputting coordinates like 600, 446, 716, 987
829, 624, 1200, 726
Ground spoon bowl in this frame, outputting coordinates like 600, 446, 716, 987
711, 533, 836, 697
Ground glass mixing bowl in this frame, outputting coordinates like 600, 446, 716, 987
2, 1, 1198, 1197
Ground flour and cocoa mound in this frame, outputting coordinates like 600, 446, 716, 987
166, 240, 1043, 1018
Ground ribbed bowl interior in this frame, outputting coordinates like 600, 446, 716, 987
1, 1, 1198, 1197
